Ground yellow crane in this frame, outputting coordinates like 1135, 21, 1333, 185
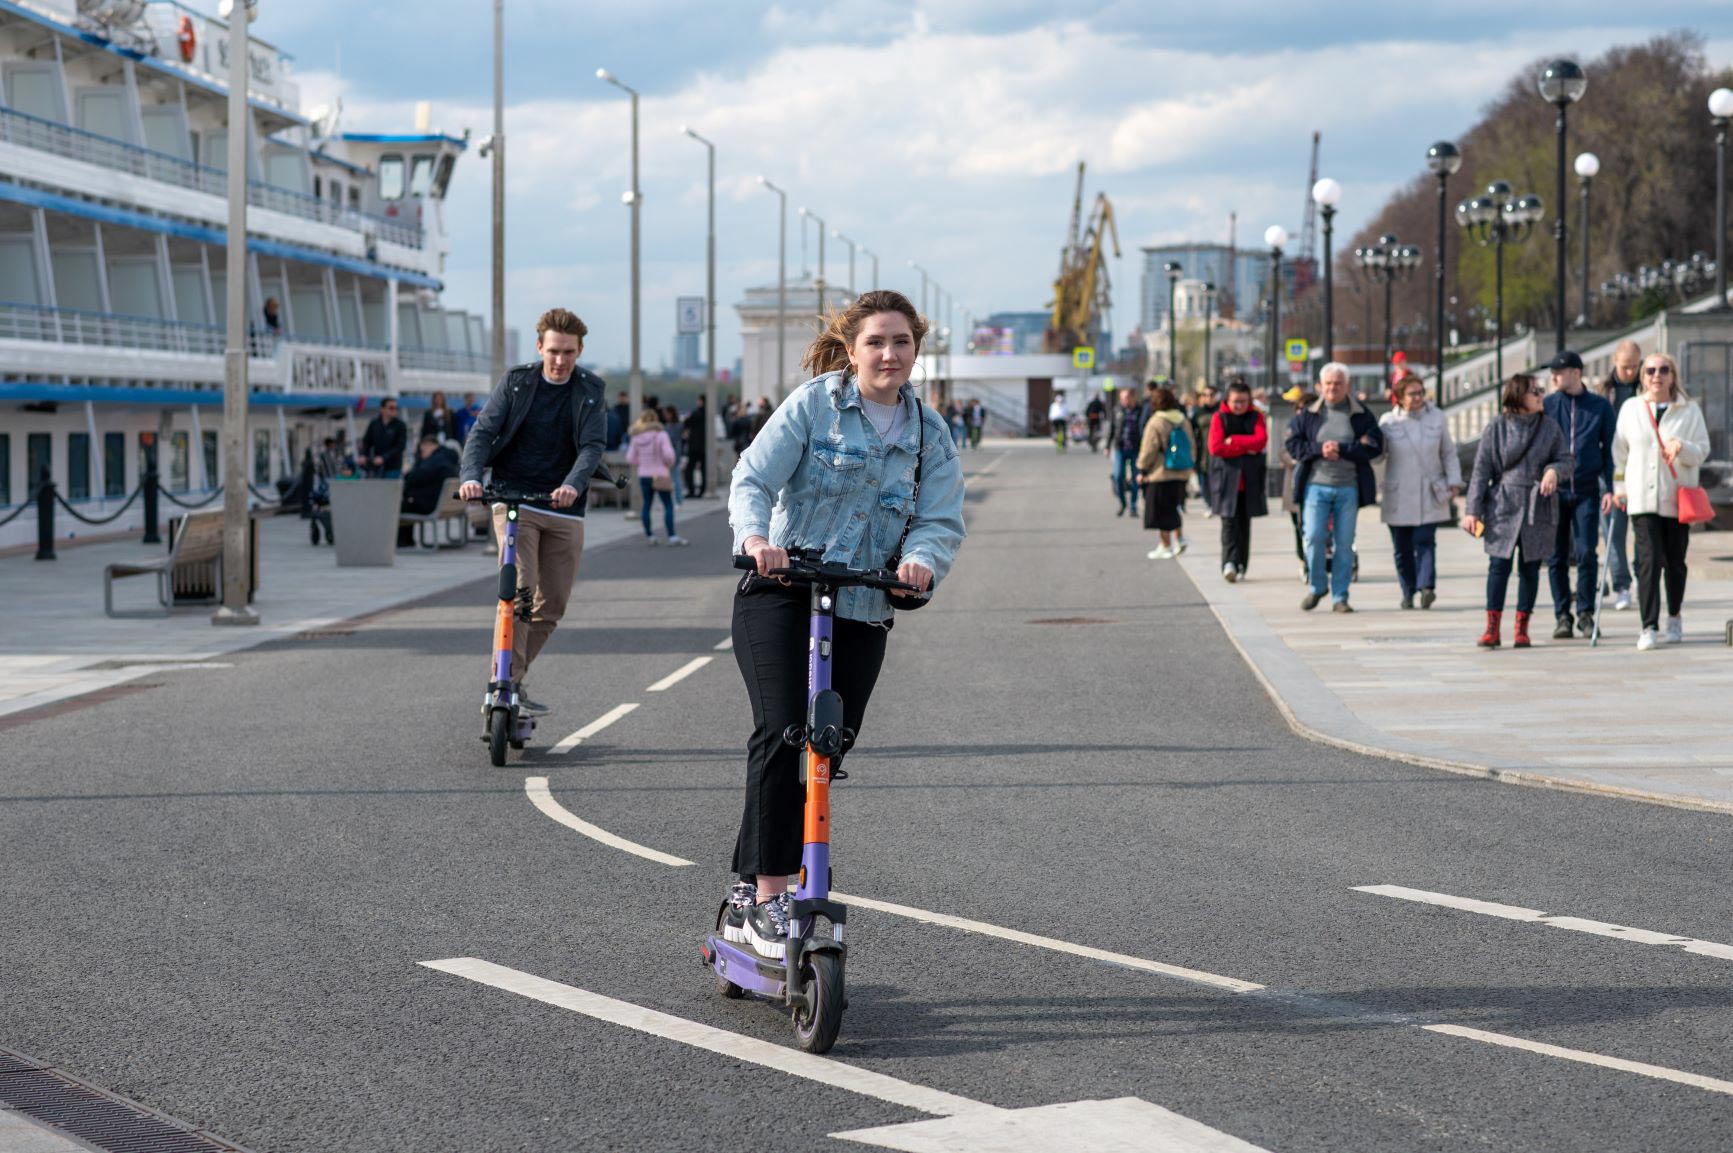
1045, 161, 1121, 354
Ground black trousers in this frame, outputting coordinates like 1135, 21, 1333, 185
731, 578, 888, 878
1219, 489, 1251, 572
683, 447, 706, 497
1632, 513, 1690, 629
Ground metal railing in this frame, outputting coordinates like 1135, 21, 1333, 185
399, 345, 491, 374
0, 106, 422, 249
0, 300, 228, 355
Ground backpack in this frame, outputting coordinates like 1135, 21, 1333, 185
1163, 418, 1194, 472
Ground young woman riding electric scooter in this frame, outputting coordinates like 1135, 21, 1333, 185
707, 290, 966, 1051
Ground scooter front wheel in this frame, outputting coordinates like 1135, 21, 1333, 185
488, 708, 510, 766
791, 951, 843, 1053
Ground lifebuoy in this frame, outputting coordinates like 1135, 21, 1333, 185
177, 16, 196, 64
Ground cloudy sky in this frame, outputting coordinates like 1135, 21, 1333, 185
262, 1, 1733, 375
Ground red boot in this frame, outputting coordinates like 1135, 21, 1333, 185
1513, 611, 1532, 649
1478, 610, 1503, 649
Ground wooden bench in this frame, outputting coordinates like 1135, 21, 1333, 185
398, 477, 470, 549
104, 509, 225, 617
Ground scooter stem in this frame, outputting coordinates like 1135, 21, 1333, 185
797, 582, 835, 904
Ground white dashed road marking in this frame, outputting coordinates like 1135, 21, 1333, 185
551, 702, 640, 754
648, 656, 713, 692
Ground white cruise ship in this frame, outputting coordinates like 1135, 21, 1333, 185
0, 0, 499, 549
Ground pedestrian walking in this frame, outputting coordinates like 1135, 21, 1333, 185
1597, 339, 1643, 611
421, 390, 460, 445
1378, 374, 1461, 609
1286, 363, 1384, 612
1049, 392, 1070, 451
454, 392, 482, 443
1085, 392, 1107, 452
967, 398, 986, 448
1136, 386, 1193, 559
1279, 391, 1314, 580
682, 395, 709, 498
627, 408, 687, 545
1191, 386, 1219, 517
1542, 350, 1617, 639
946, 400, 967, 448
723, 290, 965, 955
1207, 379, 1268, 581
1462, 374, 1571, 649
1106, 386, 1143, 518
1612, 351, 1712, 650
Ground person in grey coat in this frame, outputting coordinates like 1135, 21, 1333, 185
1462, 374, 1572, 650
1378, 375, 1462, 610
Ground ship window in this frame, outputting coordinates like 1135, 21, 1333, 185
265, 152, 310, 195
26, 432, 51, 494
0, 236, 42, 306
202, 430, 218, 488
169, 430, 189, 492
141, 107, 190, 160
409, 154, 434, 197
379, 155, 404, 201
104, 432, 125, 496
4, 66, 64, 123
52, 250, 103, 312
312, 176, 322, 199
348, 185, 360, 209
76, 89, 129, 143
68, 432, 90, 501
430, 153, 455, 198
252, 430, 271, 485
0, 433, 10, 505
172, 265, 210, 325
203, 130, 227, 171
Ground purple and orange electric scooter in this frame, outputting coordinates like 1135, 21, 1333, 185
702, 551, 922, 1053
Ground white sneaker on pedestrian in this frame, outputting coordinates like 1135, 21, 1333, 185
1222, 563, 1238, 582
1637, 627, 1658, 651
1614, 590, 1632, 611
668, 535, 690, 547
1664, 615, 1683, 644
1148, 546, 1175, 560
645, 536, 661, 546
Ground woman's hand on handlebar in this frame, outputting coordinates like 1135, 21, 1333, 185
893, 560, 933, 597
459, 480, 483, 501
742, 535, 789, 579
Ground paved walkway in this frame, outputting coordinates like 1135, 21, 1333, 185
1177, 503, 1733, 813
0, 497, 727, 721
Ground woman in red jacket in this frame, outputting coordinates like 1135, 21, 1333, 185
1207, 379, 1270, 581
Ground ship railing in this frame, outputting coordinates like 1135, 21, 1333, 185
0, 106, 422, 249
0, 301, 389, 360
398, 346, 492, 374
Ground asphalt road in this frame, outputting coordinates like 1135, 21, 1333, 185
4, 441, 1733, 1152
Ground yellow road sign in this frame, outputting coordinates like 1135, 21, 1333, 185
1073, 346, 1095, 370
1285, 338, 1309, 362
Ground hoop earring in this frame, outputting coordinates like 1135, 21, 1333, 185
911, 359, 928, 388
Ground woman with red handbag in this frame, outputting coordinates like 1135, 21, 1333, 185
1612, 352, 1712, 650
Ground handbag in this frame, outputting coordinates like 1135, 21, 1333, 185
651, 474, 673, 493
1646, 402, 1712, 525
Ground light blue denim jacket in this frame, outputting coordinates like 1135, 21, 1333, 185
729, 372, 967, 623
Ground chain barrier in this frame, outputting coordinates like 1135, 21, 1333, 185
158, 486, 226, 510
0, 487, 42, 527
52, 486, 143, 526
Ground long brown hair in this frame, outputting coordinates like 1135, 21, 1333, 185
802, 290, 929, 377
1501, 373, 1538, 414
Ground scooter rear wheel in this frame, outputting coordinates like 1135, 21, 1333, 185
791, 951, 843, 1053
715, 969, 747, 999
488, 709, 510, 766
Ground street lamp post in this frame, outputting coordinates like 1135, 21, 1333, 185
908, 261, 930, 324
1312, 178, 1341, 363
1202, 283, 1216, 388
1163, 261, 1181, 383
214, 0, 258, 626
800, 207, 827, 318
597, 68, 642, 417
1540, 59, 1588, 352
682, 126, 718, 491
1264, 226, 1288, 393
1426, 141, 1462, 402
832, 230, 857, 296
1354, 234, 1422, 387
1710, 88, 1733, 311
1573, 152, 1599, 326
862, 247, 878, 291
489, 0, 505, 381
1457, 181, 1544, 382
758, 177, 787, 400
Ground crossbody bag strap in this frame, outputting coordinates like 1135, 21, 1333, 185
889, 399, 924, 565
1646, 401, 1680, 480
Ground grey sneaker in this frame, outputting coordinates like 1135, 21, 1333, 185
743, 897, 791, 959
1301, 591, 1322, 611
1332, 600, 1354, 614
1419, 589, 1436, 610
721, 881, 757, 944
668, 535, 690, 547
1552, 615, 1575, 640
1576, 613, 1595, 638
513, 683, 549, 716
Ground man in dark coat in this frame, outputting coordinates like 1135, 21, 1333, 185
359, 398, 408, 477
1285, 363, 1383, 612
1541, 349, 1616, 639
682, 395, 708, 498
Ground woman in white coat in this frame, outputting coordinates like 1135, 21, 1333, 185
1378, 375, 1462, 609
1612, 351, 1711, 649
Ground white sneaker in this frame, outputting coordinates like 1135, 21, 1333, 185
1147, 546, 1175, 560
1222, 563, 1238, 583
1637, 627, 1658, 651
645, 536, 661, 546
1614, 590, 1632, 611
668, 535, 690, 547
1664, 615, 1683, 644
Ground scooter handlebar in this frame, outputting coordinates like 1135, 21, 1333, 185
472, 462, 624, 503
732, 552, 925, 595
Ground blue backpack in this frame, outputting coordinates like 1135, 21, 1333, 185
1163, 420, 1194, 472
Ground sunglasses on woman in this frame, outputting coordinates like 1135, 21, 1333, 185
1642, 365, 1672, 376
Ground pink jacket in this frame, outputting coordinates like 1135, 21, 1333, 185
626, 427, 676, 478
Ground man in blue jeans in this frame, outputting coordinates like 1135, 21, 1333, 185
1285, 363, 1384, 613
1596, 340, 1642, 611
1542, 349, 1616, 639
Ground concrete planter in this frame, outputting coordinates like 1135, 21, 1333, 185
329, 478, 402, 567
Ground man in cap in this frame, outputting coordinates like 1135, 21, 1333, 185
1542, 349, 1616, 639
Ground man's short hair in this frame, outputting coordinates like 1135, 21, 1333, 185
419, 435, 439, 449
536, 308, 588, 341
1319, 362, 1350, 384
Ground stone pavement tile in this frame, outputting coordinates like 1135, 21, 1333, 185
1177, 503, 1733, 812
0, 500, 727, 720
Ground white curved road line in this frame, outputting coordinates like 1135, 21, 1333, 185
523, 776, 693, 867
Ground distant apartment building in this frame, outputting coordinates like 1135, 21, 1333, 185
1139, 244, 1295, 332
672, 330, 703, 377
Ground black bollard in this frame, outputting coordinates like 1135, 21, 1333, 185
141, 464, 161, 544
33, 467, 55, 561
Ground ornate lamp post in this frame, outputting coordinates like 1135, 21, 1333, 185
1354, 234, 1422, 386
1710, 87, 1733, 311
1164, 261, 1182, 381
1457, 181, 1543, 383
1540, 59, 1587, 351
1312, 177, 1341, 363
1264, 226, 1288, 392
1573, 152, 1599, 326
1426, 141, 1462, 401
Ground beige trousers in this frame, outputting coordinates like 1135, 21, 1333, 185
492, 505, 584, 681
